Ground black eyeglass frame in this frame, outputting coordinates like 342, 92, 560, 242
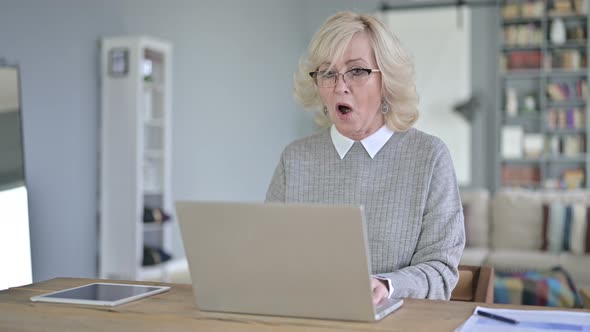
309, 68, 381, 84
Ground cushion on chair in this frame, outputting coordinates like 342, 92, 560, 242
494, 267, 583, 308
492, 189, 590, 251
492, 190, 545, 250
541, 203, 590, 253
460, 189, 490, 248
460, 247, 489, 266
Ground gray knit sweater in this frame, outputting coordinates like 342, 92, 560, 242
265, 127, 465, 300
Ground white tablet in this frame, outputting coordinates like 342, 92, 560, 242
30, 282, 170, 306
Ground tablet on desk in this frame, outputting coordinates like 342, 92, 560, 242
30, 282, 170, 306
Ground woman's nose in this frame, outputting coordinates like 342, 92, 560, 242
334, 74, 350, 94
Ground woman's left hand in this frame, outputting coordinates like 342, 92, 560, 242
371, 277, 389, 305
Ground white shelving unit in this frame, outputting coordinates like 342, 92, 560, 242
99, 36, 184, 281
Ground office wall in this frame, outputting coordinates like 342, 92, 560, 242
0, 0, 310, 282
112, 0, 311, 202
301, 0, 381, 38
0, 0, 126, 282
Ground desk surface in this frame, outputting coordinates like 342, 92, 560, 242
1, 278, 588, 332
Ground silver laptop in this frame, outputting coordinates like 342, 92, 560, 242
175, 201, 404, 322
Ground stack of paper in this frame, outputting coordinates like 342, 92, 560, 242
456, 306, 590, 332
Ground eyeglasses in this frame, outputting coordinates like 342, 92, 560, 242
309, 68, 381, 88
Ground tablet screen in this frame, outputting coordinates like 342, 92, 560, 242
44, 283, 162, 301
31, 283, 170, 306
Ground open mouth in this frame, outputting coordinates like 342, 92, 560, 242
337, 104, 352, 115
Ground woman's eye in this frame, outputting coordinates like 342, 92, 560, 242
322, 71, 337, 78
350, 68, 365, 75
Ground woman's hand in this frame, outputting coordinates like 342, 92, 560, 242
371, 277, 389, 305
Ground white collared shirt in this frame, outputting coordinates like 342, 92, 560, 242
330, 124, 394, 159
330, 124, 395, 298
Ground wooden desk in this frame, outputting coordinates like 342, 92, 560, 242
1, 278, 587, 332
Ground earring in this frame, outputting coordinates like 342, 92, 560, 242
323, 106, 328, 115
381, 102, 390, 114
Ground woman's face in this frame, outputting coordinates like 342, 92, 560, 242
317, 32, 384, 141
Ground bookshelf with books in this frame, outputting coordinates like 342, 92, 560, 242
497, 0, 590, 190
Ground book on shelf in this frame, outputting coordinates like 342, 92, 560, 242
553, 0, 574, 13
503, 24, 542, 46
547, 83, 568, 101
563, 134, 586, 156
523, 133, 544, 158
549, 0, 588, 15
505, 50, 543, 70
578, 79, 588, 100
501, 165, 541, 186
501, 125, 524, 158
551, 49, 586, 70
546, 79, 587, 101
569, 108, 584, 129
543, 179, 564, 190
547, 107, 585, 129
547, 134, 560, 156
546, 134, 585, 156
563, 168, 585, 189
547, 109, 557, 129
500, 54, 507, 71
574, 107, 585, 129
521, 1, 545, 17
502, 3, 520, 19
545, 168, 586, 189
502, 1, 544, 19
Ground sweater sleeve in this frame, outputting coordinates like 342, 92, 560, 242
265, 153, 286, 202
377, 142, 465, 300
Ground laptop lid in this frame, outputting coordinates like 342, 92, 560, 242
176, 201, 377, 321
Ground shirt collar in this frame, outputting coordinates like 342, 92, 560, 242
330, 124, 394, 159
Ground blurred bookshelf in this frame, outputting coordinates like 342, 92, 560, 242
497, 0, 590, 190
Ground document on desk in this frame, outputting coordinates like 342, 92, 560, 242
455, 306, 590, 332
